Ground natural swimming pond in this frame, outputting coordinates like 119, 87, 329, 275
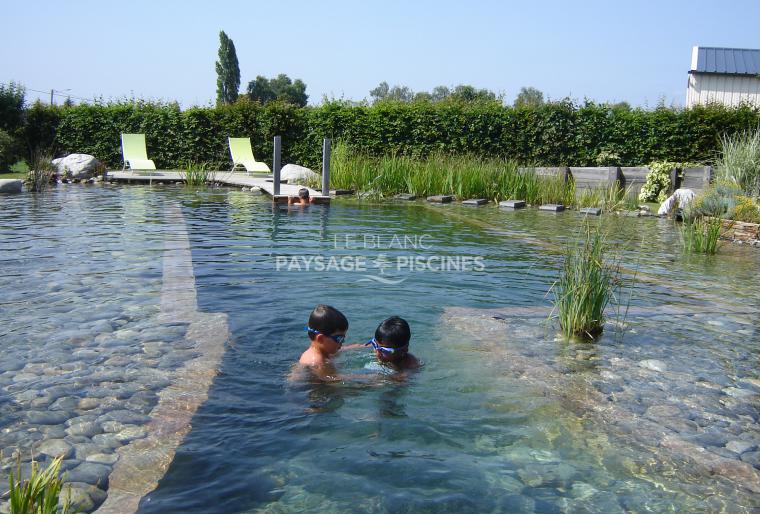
1, 185, 758, 513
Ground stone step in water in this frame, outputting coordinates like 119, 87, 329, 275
331, 189, 354, 196
499, 200, 526, 209
539, 204, 565, 212
394, 193, 417, 201
427, 195, 453, 203
579, 207, 602, 216
462, 198, 488, 206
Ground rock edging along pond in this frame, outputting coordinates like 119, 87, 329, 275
94, 203, 229, 514
0, 194, 229, 514
718, 218, 760, 247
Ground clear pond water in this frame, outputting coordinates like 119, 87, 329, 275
1, 185, 758, 513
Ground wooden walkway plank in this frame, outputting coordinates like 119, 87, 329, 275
106, 170, 330, 204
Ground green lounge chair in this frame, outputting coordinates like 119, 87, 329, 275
121, 133, 156, 171
228, 137, 271, 174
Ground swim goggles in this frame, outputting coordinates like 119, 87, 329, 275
365, 338, 408, 354
305, 327, 345, 345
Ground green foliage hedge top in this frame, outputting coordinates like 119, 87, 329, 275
21, 99, 760, 171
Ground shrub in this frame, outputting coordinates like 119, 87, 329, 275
716, 129, 760, 197
732, 196, 760, 223
551, 224, 621, 339
595, 149, 621, 166
15, 100, 760, 172
688, 182, 741, 219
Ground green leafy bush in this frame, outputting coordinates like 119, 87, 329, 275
687, 182, 741, 219
732, 196, 760, 223
595, 149, 621, 166
639, 161, 675, 202
12, 99, 760, 172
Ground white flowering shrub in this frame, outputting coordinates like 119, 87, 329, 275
639, 161, 699, 202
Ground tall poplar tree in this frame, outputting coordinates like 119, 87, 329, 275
215, 31, 240, 105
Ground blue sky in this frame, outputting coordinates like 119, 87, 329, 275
2, 0, 759, 108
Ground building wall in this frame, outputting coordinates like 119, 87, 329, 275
686, 73, 760, 107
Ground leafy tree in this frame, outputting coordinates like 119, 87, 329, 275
387, 85, 414, 102
370, 81, 390, 102
215, 31, 240, 105
0, 81, 25, 132
369, 82, 414, 103
247, 76, 276, 104
514, 87, 544, 107
431, 86, 451, 101
450, 85, 497, 103
246, 74, 308, 106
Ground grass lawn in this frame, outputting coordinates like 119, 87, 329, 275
0, 172, 26, 180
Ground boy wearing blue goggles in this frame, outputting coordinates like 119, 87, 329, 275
365, 316, 420, 370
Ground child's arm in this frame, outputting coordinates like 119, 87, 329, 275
340, 343, 365, 350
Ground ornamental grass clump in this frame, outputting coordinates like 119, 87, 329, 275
26, 151, 55, 192
180, 161, 216, 187
716, 129, 760, 198
6, 455, 74, 514
551, 224, 620, 340
680, 216, 723, 255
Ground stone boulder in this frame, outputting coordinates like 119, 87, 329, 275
0, 179, 22, 194
280, 164, 318, 183
52, 154, 102, 179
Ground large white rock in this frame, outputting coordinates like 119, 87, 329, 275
0, 179, 22, 193
280, 163, 319, 183
52, 153, 102, 179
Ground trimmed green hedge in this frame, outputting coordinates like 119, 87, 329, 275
25, 99, 760, 170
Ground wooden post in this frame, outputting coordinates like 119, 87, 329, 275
322, 138, 331, 197
273, 136, 281, 196
607, 166, 623, 189
669, 167, 679, 192
703, 165, 713, 189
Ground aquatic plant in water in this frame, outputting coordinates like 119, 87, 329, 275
680, 216, 723, 255
180, 161, 216, 187
551, 224, 620, 339
329, 141, 575, 203
26, 152, 55, 192
7, 455, 73, 514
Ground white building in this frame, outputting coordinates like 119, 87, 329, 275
686, 46, 760, 107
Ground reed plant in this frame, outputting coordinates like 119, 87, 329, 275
680, 216, 723, 254
6, 455, 73, 514
330, 141, 576, 203
180, 161, 216, 187
551, 224, 620, 339
716, 129, 760, 198
576, 183, 639, 212
26, 151, 55, 192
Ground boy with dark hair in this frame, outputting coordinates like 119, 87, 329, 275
299, 304, 349, 367
289, 188, 314, 206
366, 316, 420, 370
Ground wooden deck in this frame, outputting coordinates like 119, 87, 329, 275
106, 170, 330, 204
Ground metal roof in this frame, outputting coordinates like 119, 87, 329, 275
692, 47, 760, 75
